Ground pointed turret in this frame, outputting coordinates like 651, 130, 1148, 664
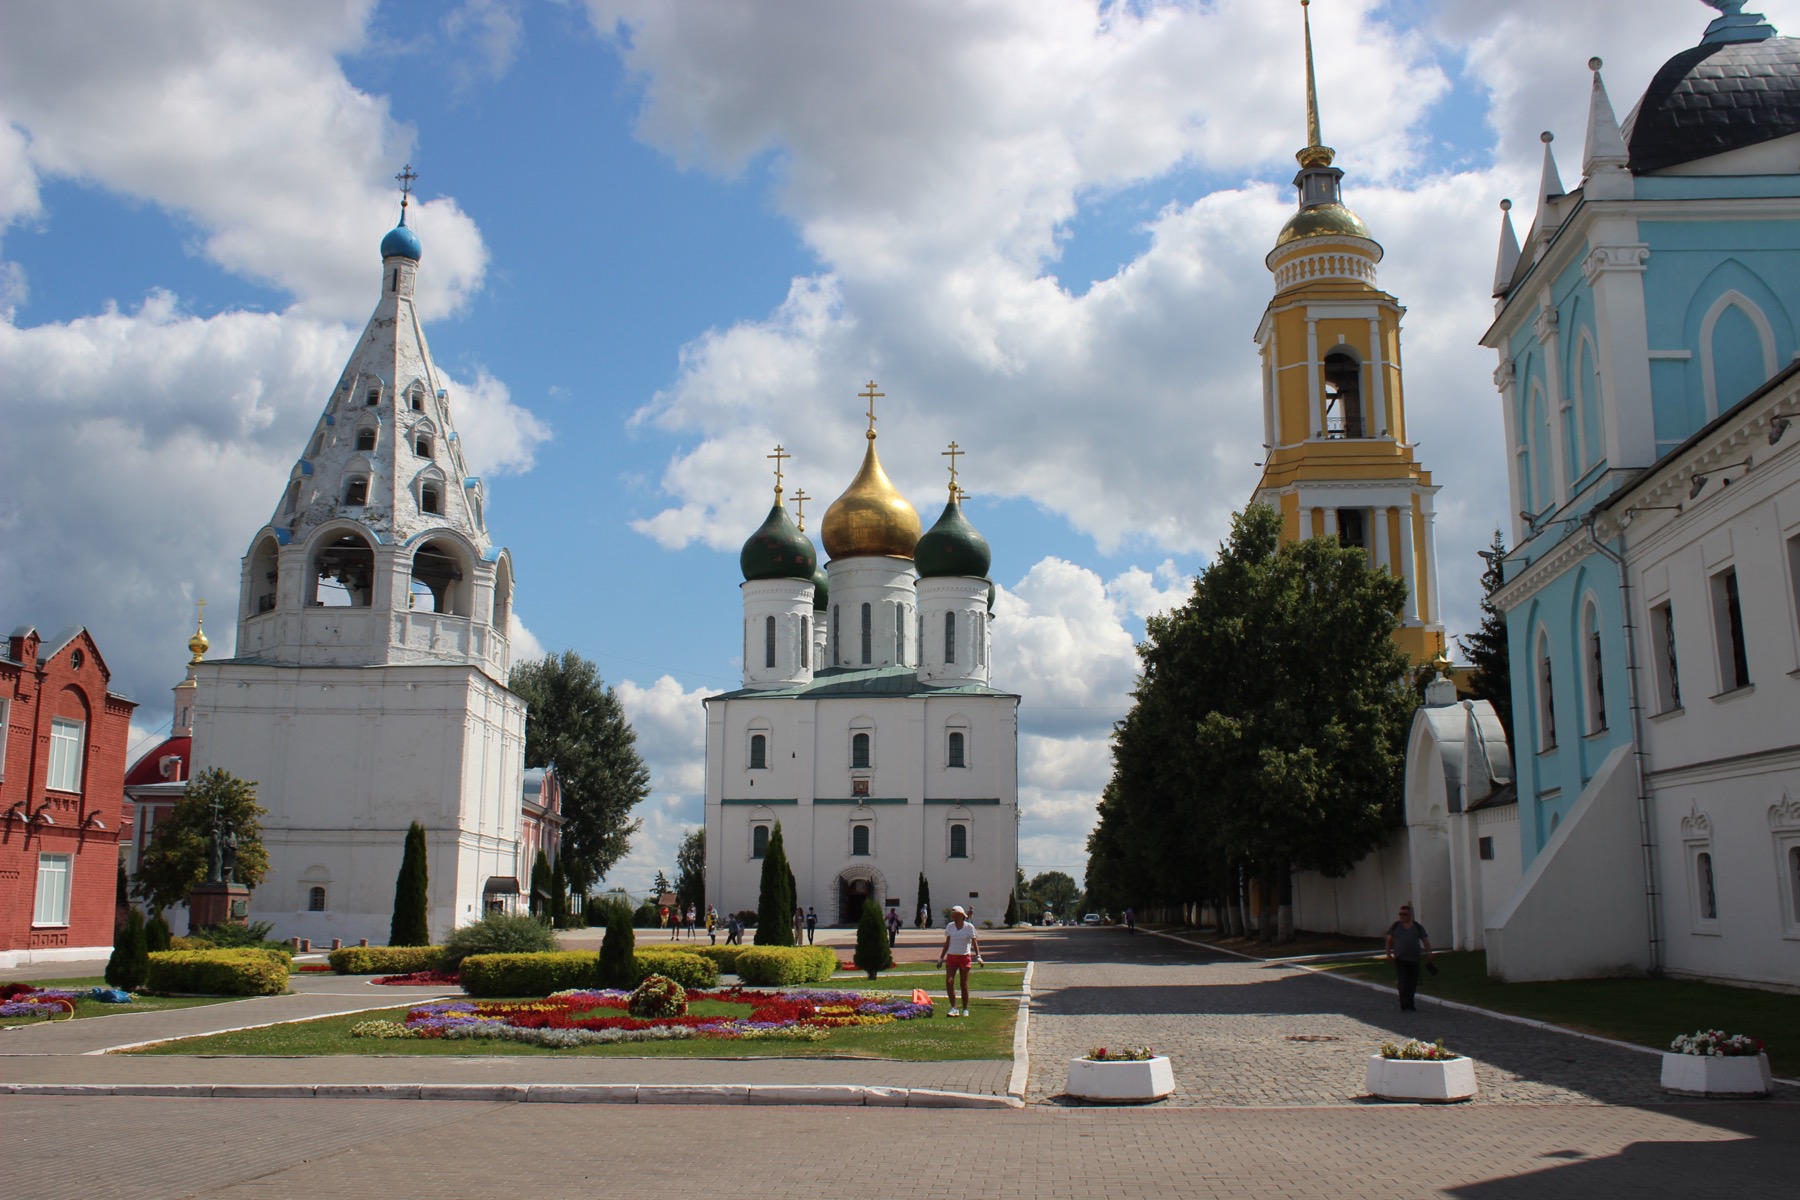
1493, 199, 1521, 298
1270, 0, 1378, 266
1581, 57, 1634, 200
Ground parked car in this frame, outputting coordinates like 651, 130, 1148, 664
1082, 913, 1102, 925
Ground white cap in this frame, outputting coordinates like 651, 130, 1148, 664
951, 905, 967, 916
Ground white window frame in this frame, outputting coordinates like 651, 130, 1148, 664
751, 823, 770, 860
308, 886, 329, 913
47, 717, 85, 793
33, 853, 73, 926
1681, 803, 1719, 936
948, 821, 970, 860
851, 821, 872, 857
946, 726, 968, 769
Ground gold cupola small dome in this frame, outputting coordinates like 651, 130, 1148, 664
188, 619, 210, 664
822, 437, 920, 561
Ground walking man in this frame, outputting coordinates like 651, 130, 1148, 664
934, 905, 984, 1017
1385, 904, 1434, 1011
885, 904, 902, 946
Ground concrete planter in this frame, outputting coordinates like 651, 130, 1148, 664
1065, 1056, 1176, 1103
1660, 1053, 1773, 1097
1364, 1054, 1478, 1103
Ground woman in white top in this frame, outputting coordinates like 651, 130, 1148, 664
934, 906, 984, 1017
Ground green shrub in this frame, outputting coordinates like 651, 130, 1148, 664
854, 900, 892, 979
106, 907, 150, 991
145, 911, 172, 953
597, 905, 636, 989
675, 944, 748, 973
146, 949, 288, 996
732, 910, 758, 928
588, 896, 634, 928
460, 949, 715, 996
733, 945, 838, 986
328, 945, 444, 975
440, 911, 558, 969
181, 921, 293, 959
633, 901, 659, 928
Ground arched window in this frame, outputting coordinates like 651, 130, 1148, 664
410, 539, 470, 616
852, 824, 870, 856
895, 604, 906, 664
800, 617, 810, 669
356, 426, 378, 452
1582, 599, 1606, 735
250, 536, 281, 616
415, 434, 433, 458
749, 733, 767, 770
752, 825, 769, 859
949, 823, 969, 859
1323, 351, 1363, 438
852, 732, 871, 770
765, 615, 776, 669
1696, 851, 1718, 920
493, 555, 514, 634
312, 532, 375, 607
283, 479, 302, 516
944, 611, 956, 664
1536, 629, 1556, 750
365, 386, 381, 407
308, 886, 327, 912
1789, 846, 1800, 924
860, 602, 872, 665
947, 730, 966, 768
343, 476, 369, 506
832, 605, 841, 665
421, 482, 443, 515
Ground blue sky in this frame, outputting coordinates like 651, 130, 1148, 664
4, 0, 1787, 897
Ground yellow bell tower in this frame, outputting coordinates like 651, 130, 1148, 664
1250, 0, 1444, 665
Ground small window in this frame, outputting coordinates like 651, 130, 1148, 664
33, 853, 72, 926
1650, 601, 1681, 712
752, 825, 769, 859
48, 718, 84, 792
414, 435, 432, 458
944, 611, 956, 664
1789, 845, 1800, 924
308, 886, 327, 912
421, 483, 442, 515
750, 733, 767, 770
1711, 568, 1750, 692
1477, 836, 1495, 861
1696, 851, 1718, 921
852, 825, 870, 856
411, 390, 424, 412
860, 602, 872, 665
366, 387, 381, 407
1338, 508, 1367, 551
833, 605, 841, 666
947, 730, 966, 769
356, 427, 377, 452
895, 604, 906, 664
765, 615, 776, 669
949, 824, 969, 859
344, 476, 369, 506
1583, 603, 1607, 734
852, 732, 871, 770
801, 616, 810, 670
283, 479, 302, 515
1537, 634, 1556, 750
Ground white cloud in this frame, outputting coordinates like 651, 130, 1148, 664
444, 0, 525, 86
606, 674, 711, 892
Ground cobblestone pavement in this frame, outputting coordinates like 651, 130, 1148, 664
1023, 928, 1800, 1107
3, 1094, 1795, 1199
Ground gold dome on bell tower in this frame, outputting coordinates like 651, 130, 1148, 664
821, 381, 921, 561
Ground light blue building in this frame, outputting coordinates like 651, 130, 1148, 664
1479, 2, 1800, 983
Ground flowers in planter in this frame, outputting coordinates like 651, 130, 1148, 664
1085, 1045, 1156, 1062
1669, 1029, 1765, 1057
1379, 1038, 1460, 1061
628, 974, 688, 1019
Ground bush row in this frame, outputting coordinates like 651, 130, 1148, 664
328, 945, 444, 975
146, 949, 289, 996
732, 945, 839, 986
458, 949, 718, 997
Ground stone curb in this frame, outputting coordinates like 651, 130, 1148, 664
1006, 960, 1034, 1101
0, 1081, 1021, 1108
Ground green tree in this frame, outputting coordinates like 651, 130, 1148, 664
853, 895, 892, 978
145, 910, 172, 953
530, 849, 553, 920
106, 906, 149, 991
133, 769, 269, 913
550, 854, 570, 928
915, 873, 931, 927
597, 903, 637, 988
510, 651, 651, 883
1003, 890, 1018, 926
1457, 528, 1513, 745
754, 823, 796, 945
673, 827, 705, 917
389, 822, 430, 946
1027, 871, 1080, 919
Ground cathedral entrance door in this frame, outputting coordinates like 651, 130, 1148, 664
838, 875, 871, 926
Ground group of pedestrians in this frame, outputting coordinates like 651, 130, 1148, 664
657, 903, 721, 944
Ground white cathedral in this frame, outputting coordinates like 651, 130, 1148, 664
703, 404, 1021, 926
190, 200, 527, 945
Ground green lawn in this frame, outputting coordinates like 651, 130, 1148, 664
822, 969, 1023, 993
1319, 952, 1800, 1077
124, 994, 1014, 1060
2, 978, 240, 1026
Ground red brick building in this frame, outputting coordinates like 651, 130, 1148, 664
1, 626, 136, 968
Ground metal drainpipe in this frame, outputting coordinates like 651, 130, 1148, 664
1582, 514, 1663, 973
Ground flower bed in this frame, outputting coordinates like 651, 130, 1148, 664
1662, 1029, 1772, 1097
373, 969, 462, 987
0, 985, 81, 1020
350, 986, 932, 1049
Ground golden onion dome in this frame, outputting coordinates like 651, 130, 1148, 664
187, 621, 210, 664
1274, 202, 1373, 248
821, 438, 920, 561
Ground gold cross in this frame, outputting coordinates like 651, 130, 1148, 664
859, 380, 884, 440
195, 598, 207, 629
791, 488, 811, 531
767, 444, 790, 499
942, 441, 963, 496
395, 164, 418, 211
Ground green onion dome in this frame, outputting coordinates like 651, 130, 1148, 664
811, 563, 829, 610
740, 501, 817, 582
987, 580, 995, 612
915, 493, 991, 579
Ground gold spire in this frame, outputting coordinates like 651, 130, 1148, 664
1297, 1, 1334, 169
767, 443, 790, 502
822, 381, 920, 561
187, 599, 210, 664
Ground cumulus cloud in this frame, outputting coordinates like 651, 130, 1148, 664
607, 674, 712, 891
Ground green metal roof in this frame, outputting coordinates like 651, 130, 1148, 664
707, 664, 1017, 702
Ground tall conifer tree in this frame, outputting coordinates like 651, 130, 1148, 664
389, 822, 430, 946
754, 823, 795, 945
1457, 528, 1513, 744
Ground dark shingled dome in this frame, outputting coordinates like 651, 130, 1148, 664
915, 495, 991, 580
1625, 37, 1800, 172
740, 503, 817, 583
811, 563, 829, 611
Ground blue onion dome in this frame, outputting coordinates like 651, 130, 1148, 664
915, 493, 991, 579
811, 563, 829, 610
381, 220, 422, 262
740, 501, 817, 582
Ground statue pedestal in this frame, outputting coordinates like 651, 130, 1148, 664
187, 884, 252, 934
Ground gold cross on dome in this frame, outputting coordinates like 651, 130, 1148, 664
791, 488, 811, 531
859, 380, 884, 440
767, 444, 790, 499
942, 441, 963, 496
195, 597, 207, 626
395, 164, 418, 211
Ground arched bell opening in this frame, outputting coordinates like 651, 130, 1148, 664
310, 532, 375, 607
410, 538, 471, 616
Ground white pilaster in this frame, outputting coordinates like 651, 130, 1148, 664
1306, 318, 1322, 437
1367, 318, 1389, 437
1398, 500, 1420, 623
1373, 506, 1392, 574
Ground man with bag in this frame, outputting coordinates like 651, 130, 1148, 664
1384, 904, 1435, 1012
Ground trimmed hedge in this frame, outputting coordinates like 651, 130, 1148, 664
459, 950, 718, 997
146, 949, 289, 996
732, 945, 839, 986
328, 945, 444, 975
672, 944, 748, 974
